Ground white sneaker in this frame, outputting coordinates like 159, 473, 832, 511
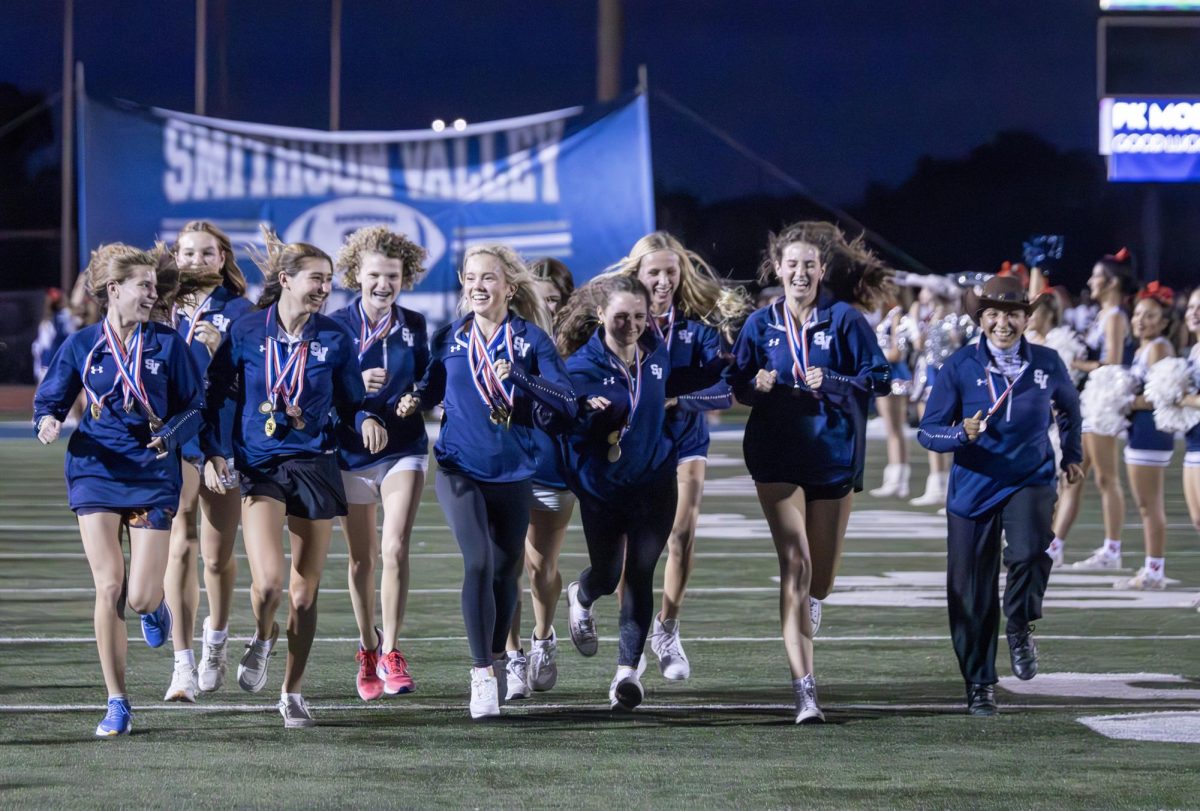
469, 667, 500, 719
278, 694, 316, 728
505, 651, 531, 700
649, 615, 690, 680
528, 629, 559, 692
869, 463, 911, 499
197, 618, 227, 693
609, 668, 644, 710
1113, 567, 1166, 591
809, 597, 823, 638
164, 660, 198, 703
794, 673, 825, 724
1070, 547, 1122, 571
566, 581, 598, 657
237, 623, 279, 694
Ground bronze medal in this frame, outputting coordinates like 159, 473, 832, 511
607, 443, 622, 463
90, 402, 102, 420
290, 415, 306, 430
285, 404, 302, 418
606, 430, 620, 446
258, 400, 273, 415
264, 416, 277, 437
489, 409, 501, 425
149, 416, 164, 433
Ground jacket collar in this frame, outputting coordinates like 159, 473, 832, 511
975, 335, 1033, 368
771, 289, 834, 331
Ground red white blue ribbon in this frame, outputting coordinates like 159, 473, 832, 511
651, 305, 676, 353
101, 319, 151, 414
467, 316, 514, 412
264, 306, 309, 413
357, 299, 393, 363
607, 343, 643, 443
781, 303, 815, 386
984, 363, 1027, 421
80, 333, 121, 416
182, 292, 215, 345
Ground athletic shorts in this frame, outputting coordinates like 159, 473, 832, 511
341, 455, 428, 504
75, 505, 176, 531
241, 454, 347, 520
1185, 451, 1200, 469
531, 485, 576, 514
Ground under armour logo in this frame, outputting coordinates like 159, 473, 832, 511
90, 364, 103, 375
650, 364, 663, 379
449, 344, 463, 353
143, 359, 162, 375
603, 376, 616, 386
1033, 369, 1048, 389
976, 378, 986, 386
768, 338, 781, 348
258, 344, 266, 353
813, 331, 831, 350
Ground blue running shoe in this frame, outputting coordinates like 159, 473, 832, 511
95, 697, 132, 737
141, 599, 172, 648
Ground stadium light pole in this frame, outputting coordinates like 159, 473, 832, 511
330, 0, 342, 131
60, 0, 74, 291
597, 0, 622, 101
195, 0, 207, 115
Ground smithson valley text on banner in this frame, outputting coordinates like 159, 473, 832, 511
77, 90, 654, 321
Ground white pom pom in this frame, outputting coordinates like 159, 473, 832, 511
1043, 326, 1087, 386
1080, 365, 1136, 437
1144, 357, 1200, 434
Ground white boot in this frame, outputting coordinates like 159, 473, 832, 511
909, 471, 947, 507
869, 463, 911, 498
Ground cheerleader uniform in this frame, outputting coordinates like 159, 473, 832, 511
330, 299, 430, 499
1124, 337, 1176, 468
418, 314, 576, 669
201, 306, 370, 520
1186, 344, 1200, 468
875, 306, 914, 397
175, 286, 253, 475
726, 294, 890, 496
560, 327, 677, 672
1080, 306, 1135, 437
33, 321, 206, 529
912, 312, 962, 404
650, 307, 732, 463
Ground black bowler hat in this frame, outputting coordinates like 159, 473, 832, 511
974, 276, 1032, 322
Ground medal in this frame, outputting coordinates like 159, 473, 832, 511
607, 443, 622, 463
357, 299, 393, 362
982, 360, 1027, 431
781, 302, 816, 388
606, 430, 620, 445
605, 344, 642, 463
259, 400, 273, 414
264, 307, 310, 429
285, 404, 302, 418
264, 416, 277, 437
149, 416, 164, 433
290, 415, 306, 430
467, 317, 515, 424
651, 305, 676, 353
90, 402, 102, 420
978, 419, 988, 434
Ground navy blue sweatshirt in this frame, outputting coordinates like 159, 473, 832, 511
918, 337, 1082, 519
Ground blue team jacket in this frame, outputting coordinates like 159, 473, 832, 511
559, 328, 676, 501
917, 337, 1082, 519
660, 316, 733, 456
33, 321, 205, 510
419, 314, 577, 483
330, 300, 430, 470
176, 286, 253, 462
201, 306, 371, 470
726, 295, 890, 489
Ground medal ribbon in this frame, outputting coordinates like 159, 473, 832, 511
467, 317, 514, 412
650, 305, 676, 353
984, 363, 1027, 421
608, 344, 643, 444
781, 303, 815, 385
182, 293, 215, 345
264, 307, 309, 413
357, 300, 393, 362
102, 320, 152, 414
80, 333, 122, 415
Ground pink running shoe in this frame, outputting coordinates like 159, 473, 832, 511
376, 649, 416, 695
356, 644, 384, 701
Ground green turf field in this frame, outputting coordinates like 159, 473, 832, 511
1, 428, 1198, 810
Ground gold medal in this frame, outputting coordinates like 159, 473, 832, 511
259, 400, 273, 414
90, 402, 102, 420
606, 430, 620, 445
607, 443, 622, 463
978, 419, 988, 434
264, 416, 277, 437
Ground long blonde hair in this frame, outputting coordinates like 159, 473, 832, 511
458, 244, 552, 333
609, 231, 750, 331
174, 220, 248, 296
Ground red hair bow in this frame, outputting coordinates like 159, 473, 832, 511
1113, 247, 1130, 262
1138, 281, 1173, 306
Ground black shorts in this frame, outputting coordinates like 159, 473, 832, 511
75, 505, 176, 531
241, 454, 347, 521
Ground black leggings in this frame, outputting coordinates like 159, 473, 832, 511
575, 467, 678, 667
436, 469, 532, 668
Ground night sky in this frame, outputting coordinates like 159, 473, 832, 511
1, 0, 1102, 207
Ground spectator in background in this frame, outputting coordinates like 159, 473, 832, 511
32, 287, 75, 383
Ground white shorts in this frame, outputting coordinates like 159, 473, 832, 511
1123, 447, 1173, 468
531, 486, 576, 514
677, 455, 709, 466
341, 456, 428, 504
1185, 451, 1200, 468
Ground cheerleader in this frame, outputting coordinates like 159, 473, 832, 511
202, 228, 381, 728
869, 297, 916, 499
1181, 290, 1200, 606
609, 231, 746, 680
162, 222, 251, 703
725, 222, 890, 723
1115, 284, 1176, 590
33, 244, 204, 736
411, 245, 576, 719
909, 284, 963, 507
503, 258, 576, 699
559, 274, 678, 709
329, 227, 429, 700
1053, 251, 1137, 569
